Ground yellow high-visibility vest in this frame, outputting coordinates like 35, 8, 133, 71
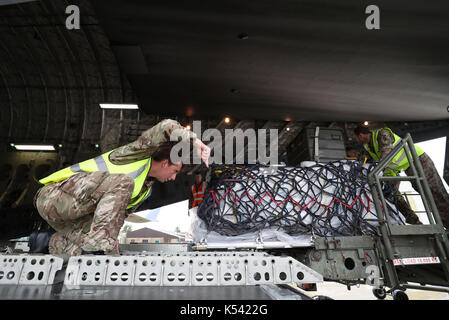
363, 127, 424, 176
39, 149, 152, 209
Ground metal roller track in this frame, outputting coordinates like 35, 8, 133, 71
64, 251, 323, 287
0, 254, 64, 285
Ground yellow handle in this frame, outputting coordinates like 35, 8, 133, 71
362, 156, 368, 168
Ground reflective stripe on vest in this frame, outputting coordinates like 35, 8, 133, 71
39, 149, 152, 209
192, 182, 205, 207
363, 128, 424, 176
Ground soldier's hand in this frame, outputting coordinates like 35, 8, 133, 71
194, 139, 211, 168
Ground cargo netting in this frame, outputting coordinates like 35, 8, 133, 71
196, 161, 405, 238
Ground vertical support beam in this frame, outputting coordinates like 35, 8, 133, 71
444, 134, 449, 186
404, 136, 439, 225
368, 175, 400, 289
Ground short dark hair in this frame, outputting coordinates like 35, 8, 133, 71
152, 141, 179, 165
354, 124, 371, 136
152, 140, 195, 166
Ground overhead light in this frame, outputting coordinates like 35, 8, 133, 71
224, 117, 231, 124
363, 121, 369, 126
13, 144, 56, 151
186, 124, 191, 130
99, 104, 139, 109
286, 127, 290, 131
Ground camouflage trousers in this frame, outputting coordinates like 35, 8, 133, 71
392, 182, 422, 225
34, 171, 134, 256
404, 153, 449, 229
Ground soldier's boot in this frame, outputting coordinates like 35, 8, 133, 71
393, 191, 422, 225
404, 213, 423, 225
28, 230, 55, 254
401, 206, 422, 225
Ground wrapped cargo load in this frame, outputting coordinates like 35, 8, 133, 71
192, 160, 405, 246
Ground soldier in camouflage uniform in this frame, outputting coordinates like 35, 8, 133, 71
34, 119, 210, 255
354, 125, 449, 228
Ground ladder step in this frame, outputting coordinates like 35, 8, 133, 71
389, 224, 445, 236
378, 176, 420, 181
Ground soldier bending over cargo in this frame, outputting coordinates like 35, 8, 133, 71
34, 119, 210, 255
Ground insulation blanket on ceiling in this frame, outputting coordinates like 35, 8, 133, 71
192, 160, 405, 245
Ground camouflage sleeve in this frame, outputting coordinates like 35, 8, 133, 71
109, 119, 197, 164
377, 129, 395, 161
